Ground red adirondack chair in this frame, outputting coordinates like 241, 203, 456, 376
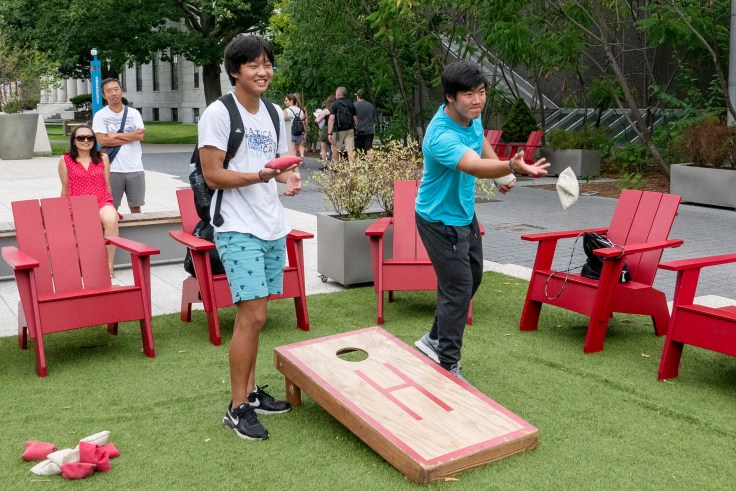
496, 130, 544, 165
365, 180, 483, 325
483, 129, 503, 151
1, 196, 159, 377
169, 188, 313, 346
657, 254, 736, 381
519, 190, 683, 353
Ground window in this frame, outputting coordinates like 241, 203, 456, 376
135, 63, 142, 92
193, 107, 200, 123
152, 53, 160, 92
170, 53, 179, 91
172, 108, 178, 122
152, 108, 159, 121
193, 66, 200, 89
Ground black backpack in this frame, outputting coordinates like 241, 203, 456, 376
189, 93, 281, 227
290, 107, 305, 136
580, 232, 631, 283
334, 99, 355, 131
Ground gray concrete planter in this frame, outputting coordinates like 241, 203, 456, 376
317, 212, 392, 286
0, 113, 39, 160
670, 163, 736, 209
540, 148, 602, 177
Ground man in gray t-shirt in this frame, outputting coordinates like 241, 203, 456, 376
354, 89, 376, 154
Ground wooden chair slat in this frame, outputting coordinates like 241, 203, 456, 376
40, 198, 83, 292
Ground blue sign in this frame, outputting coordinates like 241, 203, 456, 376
90, 48, 102, 116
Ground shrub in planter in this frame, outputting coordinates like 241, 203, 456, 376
675, 117, 736, 169
311, 140, 424, 219
546, 125, 611, 153
501, 98, 538, 142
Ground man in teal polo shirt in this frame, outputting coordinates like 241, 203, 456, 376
414, 61, 550, 381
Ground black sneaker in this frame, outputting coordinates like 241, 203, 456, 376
247, 385, 291, 415
223, 403, 269, 440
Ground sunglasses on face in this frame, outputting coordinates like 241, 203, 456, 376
75, 135, 95, 142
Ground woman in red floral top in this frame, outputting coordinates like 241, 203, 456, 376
58, 125, 119, 276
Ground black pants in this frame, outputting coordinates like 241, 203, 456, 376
416, 212, 483, 367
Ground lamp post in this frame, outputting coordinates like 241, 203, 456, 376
90, 48, 102, 117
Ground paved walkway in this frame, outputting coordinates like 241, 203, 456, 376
1, 144, 734, 338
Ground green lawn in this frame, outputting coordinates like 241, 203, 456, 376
45, 122, 198, 145
1, 272, 734, 489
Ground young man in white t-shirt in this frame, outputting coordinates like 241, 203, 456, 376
198, 35, 302, 441
92, 78, 146, 213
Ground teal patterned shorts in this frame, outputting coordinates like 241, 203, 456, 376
214, 231, 286, 303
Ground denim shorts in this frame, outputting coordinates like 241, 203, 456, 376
213, 231, 286, 303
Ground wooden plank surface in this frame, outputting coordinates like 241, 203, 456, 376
274, 327, 537, 483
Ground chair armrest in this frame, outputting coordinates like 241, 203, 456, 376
106, 236, 160, 256
287, 229, 314, 240
593, 239, 683, 259
521, 228, 608, 242
365, 217, 392, 237
658, 253, 736, 272
1, 246, 39, 271
168, 230, 215, 251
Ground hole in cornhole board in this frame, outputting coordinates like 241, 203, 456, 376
336, 347, 369, 362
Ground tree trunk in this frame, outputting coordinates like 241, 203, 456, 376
203, 63, 223, 107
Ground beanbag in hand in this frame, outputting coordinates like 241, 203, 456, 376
22, 441, 56, 461
264, 156, 301, 171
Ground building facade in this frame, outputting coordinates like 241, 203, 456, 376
38, 54, 233, 123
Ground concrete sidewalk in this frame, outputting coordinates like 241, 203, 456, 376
1, 146, 735, 338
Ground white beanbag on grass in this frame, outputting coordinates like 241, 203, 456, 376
31, 459, 62, 476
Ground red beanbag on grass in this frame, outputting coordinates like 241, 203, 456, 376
264, 156, 301, 171
60, 462, 95, 480
22, 441, 56, 461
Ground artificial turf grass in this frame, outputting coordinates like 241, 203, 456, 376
0, 271, 734, 489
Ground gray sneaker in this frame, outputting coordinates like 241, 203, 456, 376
447, 363, 467, 383
414, 332, 440, 364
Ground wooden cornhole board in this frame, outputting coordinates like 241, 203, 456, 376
274, 327, 538, 484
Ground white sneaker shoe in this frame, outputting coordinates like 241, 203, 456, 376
414, 332, 440, 364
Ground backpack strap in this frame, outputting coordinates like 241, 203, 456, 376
261, 97, 281, 151
212, 94, 245, 227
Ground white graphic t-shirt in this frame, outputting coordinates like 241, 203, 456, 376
92, 105, 145, 173
197, 93, 290, 240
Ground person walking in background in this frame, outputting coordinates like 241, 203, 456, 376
199, 35, 302, 441
92, 78, 146, 213
284, 93, 307, 158
315, 95, 335, 166
413, 61, 549, 382
283, 94, 295, 154
354, 89, 376, 155
327, 86, 357, 162
58, 125, 119, 277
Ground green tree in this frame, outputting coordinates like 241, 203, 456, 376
0, 0, 271, 105
271, 0, 444, 140
502, 98, 538, 142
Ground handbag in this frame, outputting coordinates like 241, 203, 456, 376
544, 231, 631, 301
99, 106, 128, 163
183, 220, 225, 278
581, 232, 631, 283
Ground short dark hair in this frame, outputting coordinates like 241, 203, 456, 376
441, 61, 488, 103
101, 78, 121, 92
68, 124, 102, 163
224, 35, 274, 86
